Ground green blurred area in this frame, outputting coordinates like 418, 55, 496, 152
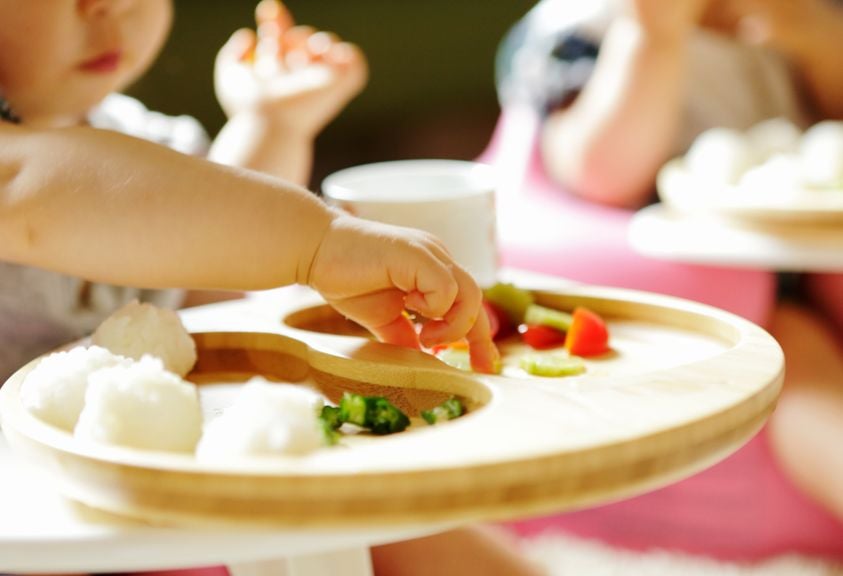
127, 0, 530, 188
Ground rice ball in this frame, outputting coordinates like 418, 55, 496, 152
74, 356, 202, 452
196, 378, 326, 460
739, 154, 801, 200
685, 128, 756, 185
746, 117, 802, 162
799, 121, 843, 188
20, 346, 131, 431
92, 301, 197, 377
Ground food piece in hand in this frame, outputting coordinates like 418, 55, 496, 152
75, 356, 202, 452
434, 346, 472, 372
520, 353, 585, 377
565, 307, 610, 357
92, 300, 197, 377
421, 397, 465, 425
519, 324, 567, 350
685, 127, 756, 185
196, 378, 327, 459
483, 283, 535, 324
338, 392, 410, 435
799, 120, 843, 188
20, 346, 131, 432
524, 304, 573, 332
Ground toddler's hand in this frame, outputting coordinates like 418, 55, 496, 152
624, 0, 712, 41
215, 0, 368, 137
306, 214, 500, 374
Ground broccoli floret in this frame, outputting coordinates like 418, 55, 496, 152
339, 393, 410, 435
421, 396, 465, 425
318, 405, 343, 445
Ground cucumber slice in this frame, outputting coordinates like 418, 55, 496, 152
524, 304, 573, 332
520, 353, 586, 377
435, 347, 472, 371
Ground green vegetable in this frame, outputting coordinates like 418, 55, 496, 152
524, 304, 573, 332
520, 353, 585, 377
483, 283, 535, 324
421, 397, 465, 425
434, 347, 472, 371
320, 405, 342, 430
339, 393, 410, 435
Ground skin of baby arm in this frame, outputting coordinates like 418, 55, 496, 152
209, 0, 369, 185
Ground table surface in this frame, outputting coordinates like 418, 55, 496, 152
629, 204, 843, 272
0, 271, 782, 574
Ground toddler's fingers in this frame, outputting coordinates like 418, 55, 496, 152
282, 25, 318, 69
328, 290, 421, 349
306, 31, 340, 62
256, 0, 294, 32
467, 311, 501, 375
219, 28, 257, 64
417, 265, 483, 348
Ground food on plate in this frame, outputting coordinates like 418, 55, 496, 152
745, 117, 801, 162
196, 378, 327, 459
520, 353, 585, 377
421, 396, 465, 425
92, 300, 197, 376
799, 121, 843, 189
524, 304, 573, 332
19, 346, 131, 432
75, 355, 202, 452
334, 392, 411, 435
685, 127, 756, 186
565, 307, 610, 357
435, 283, 612, 376
483, 282, 535, 324
679, 119, 843, 194
518, 324, 566, 350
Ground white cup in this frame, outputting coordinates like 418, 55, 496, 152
322, 160, 499, 287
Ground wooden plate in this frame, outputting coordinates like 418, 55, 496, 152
0, 284, 783, 528
658, 159, 843, 224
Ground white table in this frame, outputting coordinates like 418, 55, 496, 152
629, 204, 843, 272
0, 422, 446, 575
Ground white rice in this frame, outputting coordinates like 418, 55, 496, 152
196, 377, 326, 460
92, 300, 197, 377
74, 355, 202, 452
19, 346, 131, 432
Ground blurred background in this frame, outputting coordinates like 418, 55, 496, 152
126, 0, 530, 189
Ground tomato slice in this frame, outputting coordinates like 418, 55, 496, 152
565, 307, 610, 356
518, 324, 566, 350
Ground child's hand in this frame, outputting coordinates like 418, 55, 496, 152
703, 0, 834, 58
306, 214, 501, 374
214, 0, 368, 137
624, 0, 712, 42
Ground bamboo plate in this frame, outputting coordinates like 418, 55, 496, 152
0, 284, 783, 528
658, 159, 843, 224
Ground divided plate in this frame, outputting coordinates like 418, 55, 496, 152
658, 159, 843, 224
0, 284, 783, 528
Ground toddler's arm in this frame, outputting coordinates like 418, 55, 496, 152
209, 0, 368, 186
0, 123, 497, 372
541, 0, 709, 208
712, 0, 843, 120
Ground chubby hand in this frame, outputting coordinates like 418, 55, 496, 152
215, 0, 368, 136
624, 0, 713, 41
306, 214, 501, 374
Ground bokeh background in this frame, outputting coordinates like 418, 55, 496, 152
127, 1, 530, 190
